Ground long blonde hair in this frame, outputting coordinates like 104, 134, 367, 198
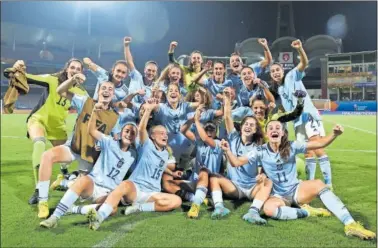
157, 63, 186, 87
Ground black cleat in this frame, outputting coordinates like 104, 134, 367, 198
28, 189, 39, 205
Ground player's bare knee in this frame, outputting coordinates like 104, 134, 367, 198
171, 195, 182, 208
263, 204, 276, 217
264, 179, 273, 189
41, 150, 55, 165
314, 179, 326, 193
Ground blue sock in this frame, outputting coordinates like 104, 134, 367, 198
139, 202, 155, 212
318, 155, 332, 185
193, 186, 208, 205
318, 187, 354, 225
53, 189, 79, 218
305, 158, 317, 180
272, 207, 309, 220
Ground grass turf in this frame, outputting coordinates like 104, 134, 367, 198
1, 114, 376, 247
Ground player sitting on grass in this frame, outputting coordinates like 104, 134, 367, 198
36, 80, 119, 219
86, 103, 182, 231
179, 107, 224, 219
40, 103, 138, 228
223, 120, 376, 240
209, 91, 272, 225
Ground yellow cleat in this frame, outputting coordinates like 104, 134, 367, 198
50, 174, 64, 191
203, 198, 209, 207
345, 222, 376, 240
38, 201, 49, 219
187, 203, 200, 219
301, 204, 332, 217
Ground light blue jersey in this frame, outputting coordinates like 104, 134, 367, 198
89, 134, 137, 190
128, 69, 153, 104
227, 129, 259, 189
129, 138, 170, 192
203, 78, 234, 109
187, 108, 216, 125
237, 80, 269, 107
192, 133, 223, 181
277, 67, 321, 128
248, 141, 307, 196
92, 67, 129, 102
112, 106, 139, 135
154, 102, 194, 161
71, 94, 89, 115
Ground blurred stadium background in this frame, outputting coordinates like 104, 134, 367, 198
1, 1, 376, 112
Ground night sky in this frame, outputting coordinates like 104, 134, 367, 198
1, 1, 377, 68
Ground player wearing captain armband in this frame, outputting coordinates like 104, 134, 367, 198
40, 104, 138, 229
269, 39, 333, 189
85, 102, 181, 231
224, 119, 376, 240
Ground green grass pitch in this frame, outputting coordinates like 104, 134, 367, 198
1, 114, 376, 247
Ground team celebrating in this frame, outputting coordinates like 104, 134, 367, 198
7, 36, 375, 240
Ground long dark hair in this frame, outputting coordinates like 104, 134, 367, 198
240, 116, 264, 145
278, 128, 291, 162
52, 58, 83, 85
188, 50, 204, 72
269, 63, 287, 99
109, 60, 128, 82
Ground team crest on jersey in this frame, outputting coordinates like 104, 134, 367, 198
159, 160, 165, 168
276, 159, 283, 170
117, 158, 125, 168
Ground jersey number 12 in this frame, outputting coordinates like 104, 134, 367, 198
107, 167, 120, 180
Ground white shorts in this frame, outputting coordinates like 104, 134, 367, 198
62, 145, 94, 173
80, 181, 111, 203
295, 119, 325, 142
231, 182, 256, 200
132, 182, 158, 204
272, 182, 300, 207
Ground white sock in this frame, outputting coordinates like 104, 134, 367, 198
139, 202, 155, 212
53, 189, 79, 218
193, 186, 208, 205
38, 180, 50, 202
98, 203, 113, 222
211, 190, 224, 208
72, 204, 99, 215
249, 199, 264, 213
273, 206, 308, 220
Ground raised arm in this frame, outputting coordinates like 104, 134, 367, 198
257, 38, 272, 69
275, 90, 306, 123
223, 87, 235, 134
180, 118, 196, 142
138, 103, 155, 144
292, 39, 308, 72
88, 103, 106, 141
194, 108, 217, 148
123, 37, 135, 71
306, 125, 343, 150
56, 73, 86, 100
220, 139, 248, 167
83, 57, 100, 72
168, 41, 179, 64
254, 78, 275, 104
190, 60, 212, 87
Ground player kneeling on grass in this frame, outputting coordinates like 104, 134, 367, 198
40, 104, 138, 228
224, 120, 376, 240
37, 80, 119, 219
86, 103, 182, 231
178, 107, 224, 218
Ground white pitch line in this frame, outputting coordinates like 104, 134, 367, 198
326, 149, 376, 153
323, 120, 376, 135
92, 221, 143, 248
1, 136, 26, 139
